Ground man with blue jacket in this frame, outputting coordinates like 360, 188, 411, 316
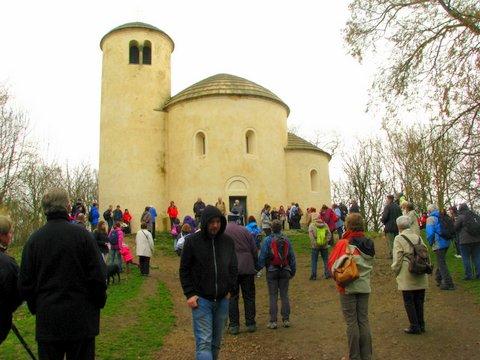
426, 204, 455, 290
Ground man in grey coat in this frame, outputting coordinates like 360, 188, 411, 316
225, 219, 258, 335
454, 203, 480, 280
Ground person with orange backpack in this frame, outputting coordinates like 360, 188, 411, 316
257, 219, 296, 329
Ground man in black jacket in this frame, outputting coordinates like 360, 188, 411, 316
180, 205, 238, 360
381, 194, 402, 258
0, 216, 22, 344
18, 188, 107, 360
193, 197, 206, 226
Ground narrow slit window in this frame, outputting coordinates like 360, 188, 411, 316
245, 130, 255, 154
143, 41, 151, 64
310, 169, 319, 192
129, 41, 139, 64
195, 132, 206, 156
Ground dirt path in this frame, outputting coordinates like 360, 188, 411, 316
153, 236, 480, 360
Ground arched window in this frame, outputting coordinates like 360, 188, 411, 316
195, 132, 206, 156
129, 41, 139, 64
310, 169, 319, 192
245, 130, 256, 154
143, 40, 152, 65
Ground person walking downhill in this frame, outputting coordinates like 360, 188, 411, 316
258, 219, 296, 329
454, 203, 480, 280
225, 218, 258, 335
18, 188, 107, 360
278, 205, 287, 230
0, 216, 22, 345
308, 217, 331, 280
328, 213, 375, 360
135, 222, 155, 276
193, 198, 206, 227
426, 204, 455, 290
391, 216, 429, 334
180, 205, 238, 360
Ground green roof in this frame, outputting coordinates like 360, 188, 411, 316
286, 132, 331, 160
163, 73, 289, 114
100, 22, 174, 50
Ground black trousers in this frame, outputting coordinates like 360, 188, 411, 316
139, 256, 150, 275
151, 222, 156, 240
38, 337, 95, 360
229, 274, 256, 327
402, 289, 425, 330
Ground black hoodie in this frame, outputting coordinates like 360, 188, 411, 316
180, 205, 238, 300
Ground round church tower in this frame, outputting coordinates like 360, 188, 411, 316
98, 22, 174, 229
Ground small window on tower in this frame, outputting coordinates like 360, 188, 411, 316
310, 169, 319, 192
245, 130, 256, 154
143, 40, 152, 65
129, 41, 139, 64
195, 131, 206, 156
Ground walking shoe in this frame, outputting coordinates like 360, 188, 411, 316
267, 322, 277, 329
309, 275, 316, 280
454, 254, 462, 259
404, 327, 421, 334
282, 320, 290, 328
247, 324, 257, 333
228, 325, 239, 335
439, 284, 455, 290
256, 270, 263, 278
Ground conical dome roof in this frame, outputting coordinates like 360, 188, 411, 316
163, 73, 289, 114
286, 133, 331, 159
100, 22, 174, 50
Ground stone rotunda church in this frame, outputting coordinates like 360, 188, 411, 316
98, 22, 331, 231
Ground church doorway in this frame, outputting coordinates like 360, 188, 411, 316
228, 196, 247, 225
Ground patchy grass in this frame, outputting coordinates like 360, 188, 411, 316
96, 281, 175, 359
155, 232, 177, 257
0, 244, 174, 359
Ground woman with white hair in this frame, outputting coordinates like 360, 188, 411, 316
401, 202, 420, 236
392, 215, 429, 334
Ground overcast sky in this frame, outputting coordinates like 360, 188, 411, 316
0, 0, 380, 178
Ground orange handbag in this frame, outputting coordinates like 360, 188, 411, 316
333, 250, 359, 286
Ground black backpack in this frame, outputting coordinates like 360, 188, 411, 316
401, 235, 433, 275
438, 213, 455, 240
108, 230, 118, 247
464, 211, 480, 236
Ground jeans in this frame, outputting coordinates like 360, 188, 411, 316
229, 274, 256, 327
108, 249, 122, 272
340, 293, 372, 360
402, 290, 425, 331
192, 297, 229, 360
434, 248, 454, 286
311, 248, 329, 278
266, 270, 291, 322
337, 226, 344, 239
459, 243, 480, 279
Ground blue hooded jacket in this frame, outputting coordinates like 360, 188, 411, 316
426, 210, 450, 250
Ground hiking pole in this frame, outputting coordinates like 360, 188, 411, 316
11, 323, 37, 360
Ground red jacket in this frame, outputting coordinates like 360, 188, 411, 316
320, 208, 338, 232
123, 212, 132, 223
167, 206, 178, 219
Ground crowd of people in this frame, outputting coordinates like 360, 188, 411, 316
1, 187, 479, 360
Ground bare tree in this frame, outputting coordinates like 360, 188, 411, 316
0, 86, 31, 204
344, 0, 480, 155
336, 137, 392, 231
63, 163, 98, 207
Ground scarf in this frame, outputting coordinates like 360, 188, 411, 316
342, 230, 365, 241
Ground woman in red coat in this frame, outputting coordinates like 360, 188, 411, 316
167, 201, 179, 227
